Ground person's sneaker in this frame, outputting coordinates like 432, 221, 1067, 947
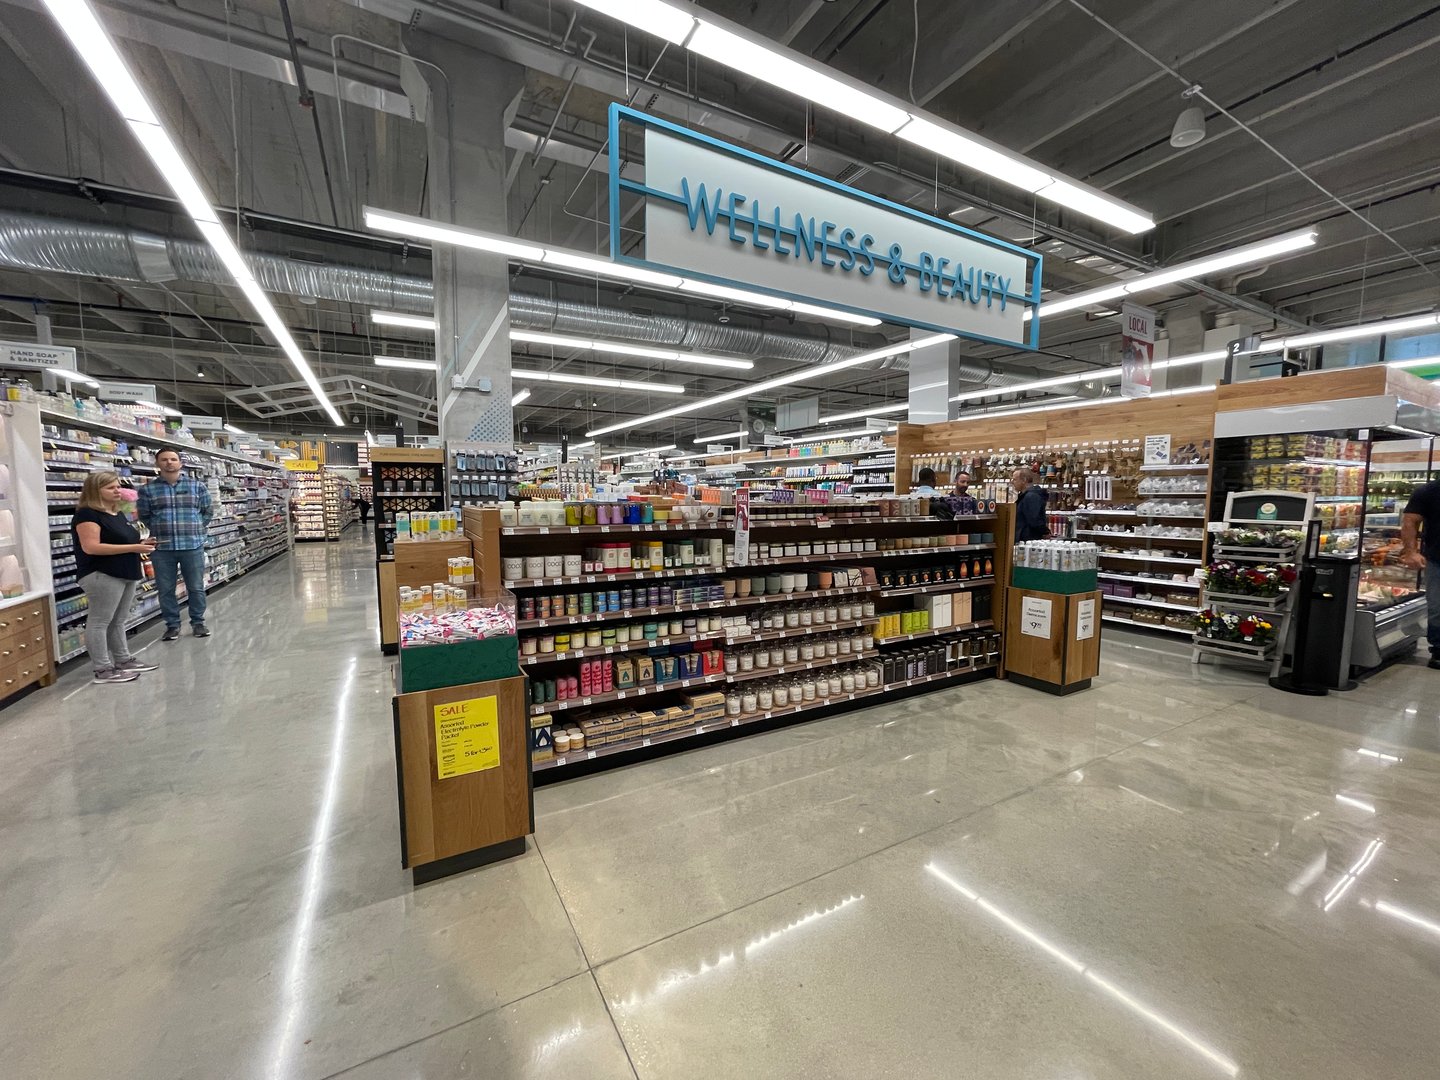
92, 667, 139, 684
192, 624, 211, 638
116, 658, 159, 673
1429, 656, 1440, 670
162, 626, 181, 642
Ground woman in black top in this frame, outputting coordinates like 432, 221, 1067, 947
72, 471, 159, 684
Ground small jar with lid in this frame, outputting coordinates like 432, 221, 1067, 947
741, 689, 758, 714
824, 604, 839, 624
861, 599, 876, 618
799, 607, 813, 627
825, 638, 839, 658
586, 629, 602, 648
827, 673, 843, 697
841, 670, 857, 693
785, 643, 800, 664
554, 731, 572, 756
786, 609, 802, 629
773, 681, 791, 706
739, 650, 755, 673
801, 640, 816, 662
725, 651, 739, 674
569, 728, 586, 751
757, 684, 774, 711
755, 647, 770, 668
839, 636, 852, 655
726, 691, 743, 717
801, 677, 817, 702
839, 603, 855, 621
539, 633, 556, 653
866, 665, 881, 688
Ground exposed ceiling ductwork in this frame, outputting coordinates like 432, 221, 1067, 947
0, 209, 1038, 389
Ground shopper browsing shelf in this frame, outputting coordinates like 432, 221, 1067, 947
913, 467, 940, 496
1399, 478, 1440, 669
138, 447, 214, 640
1011, 467, 1051, 542
72, 471, 160, 684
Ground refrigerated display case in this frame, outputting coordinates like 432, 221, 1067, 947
1211, 424, 1436, 675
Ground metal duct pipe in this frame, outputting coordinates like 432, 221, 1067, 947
0, 210, 1034, 386
0, 210, 432, 310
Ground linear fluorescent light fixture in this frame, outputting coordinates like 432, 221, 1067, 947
570, 440, 595, 451
787, 428, 889, 444
363, 206, 880, 328
52, 369, 101, 388
41, 0, 343, 426
511, 370, 686, 394
585, 335, 949, 436
587, 334, 952, 437
1039, 229, 1319, 318
224, 424, 248, 435
601, 444, 678, 460
568, 1, 1153, 234
371, 311, 438, 332
512, 330, 753, 370
1281, 313, 1440, 350
511, 388, 532, 406
818, 402, 910, 424
135, 399, 183, 417
950, 350, 1225, 403
1387, 354, 1440, 370
694, 430, 748, 443
374, 356, 438, 371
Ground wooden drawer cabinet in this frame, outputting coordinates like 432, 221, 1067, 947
0, 596, 56, 706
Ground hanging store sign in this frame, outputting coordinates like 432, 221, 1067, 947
183, 414, 224, 431
0, 342, 77, 371
96, 380, 157, 403
1121, 303, 1156, 399
733, 487, 752, 566
610, 106, 1042, 350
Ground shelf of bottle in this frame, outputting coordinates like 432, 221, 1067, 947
1075, 530, 1205, 542
1102, 595, 1198, 613
532, 663, 996, 772
878, 576, 996, 596
1138, 463, 1211, 472
515, 583, 879, 630
1096, 553, 1202, 565
1071, 509, 1206, 519
519, 617, 875, 666
873, 619, 994, 645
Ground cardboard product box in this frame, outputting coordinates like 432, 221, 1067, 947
635, 655, 655, 684
615, 658, 636, 689
953, 589, 973, 626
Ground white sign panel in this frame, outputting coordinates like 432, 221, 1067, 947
1121, 302, 1156, 399
1143, 434, 1172, 466
0, 342, 76, 370
1020, 596, 1053, 639
97, 380, 157, 403
1076, 598, 1096, 641
622, 109, 1039, 348
733, 488, 752, 567
183, 414, 224, 431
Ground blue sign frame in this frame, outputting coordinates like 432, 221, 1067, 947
608, 103, 1043, 351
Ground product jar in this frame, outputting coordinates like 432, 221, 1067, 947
785, 644, 800, 664
502, 556, 525, 580
726, 691, 742, 718
758, 685, 774, 711
801, 641, 815, 661
755, 648, 770, 668
739, 651, 755, 672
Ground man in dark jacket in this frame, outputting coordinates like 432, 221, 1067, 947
1011, 467, 1050, 541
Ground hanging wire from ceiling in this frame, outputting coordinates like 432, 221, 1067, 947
1062, 0, 1439, 285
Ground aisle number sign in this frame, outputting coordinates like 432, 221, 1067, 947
433, 695, 500, 779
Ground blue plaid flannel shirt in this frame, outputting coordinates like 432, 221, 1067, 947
137, 473, 213, 551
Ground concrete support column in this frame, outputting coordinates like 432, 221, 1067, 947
402, 30, 524, 446
908, 329, 959, 424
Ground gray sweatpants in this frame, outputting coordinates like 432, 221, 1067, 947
81, 572, 138, 670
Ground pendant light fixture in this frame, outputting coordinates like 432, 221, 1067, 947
1169, 86, 1207, 149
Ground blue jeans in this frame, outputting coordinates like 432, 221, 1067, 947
151, 547, 208, 628
1428, 559, 1440, 657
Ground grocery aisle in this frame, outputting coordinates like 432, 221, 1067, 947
3, 535, 1440, 1079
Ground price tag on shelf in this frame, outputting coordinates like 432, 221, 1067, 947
586, 575, 597, 583
600, 525, 610, 533
587, 750, 596, 760
642, 738, 651, 747
605, 646, 614, 654
616, 691, 626, 699
538, 527, 549, 534
730, 719, 739, 727
582, 696, 592, 706
695, 724, 704, 734
556, 756, 566, 766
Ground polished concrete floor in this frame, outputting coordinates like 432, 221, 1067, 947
3, 533, 1440, 1078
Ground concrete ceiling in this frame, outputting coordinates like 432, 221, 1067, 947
0, 0, 1435, 441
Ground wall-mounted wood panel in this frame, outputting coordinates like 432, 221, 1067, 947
1216, 368, 1386, 412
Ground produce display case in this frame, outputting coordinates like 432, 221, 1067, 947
1353, 436, 1434, 669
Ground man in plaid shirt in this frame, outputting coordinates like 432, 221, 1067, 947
138, 447, 214, 640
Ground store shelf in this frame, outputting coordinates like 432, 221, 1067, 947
878, 576, 997, 596
1098, 572, 1201, 589
520, 617, 875, 666
1138, 463, 1211, 472
1075, 530, 1204, 542
40, 408, 286, 469
1096, 553, 1201, 565
533, 662, 996, 773
515, 584, 880, 630
502, 521, 729, 536
506, 565, 719, 589
1102, 595, 1198, 613
873, 619, 994, 644
1101, 615, 1194, 635
1074, 509, 1206, 520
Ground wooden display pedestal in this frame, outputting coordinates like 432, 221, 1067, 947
1003, 587, 1102, 695
379, 537, 475, 654
393, 675, 531, 884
